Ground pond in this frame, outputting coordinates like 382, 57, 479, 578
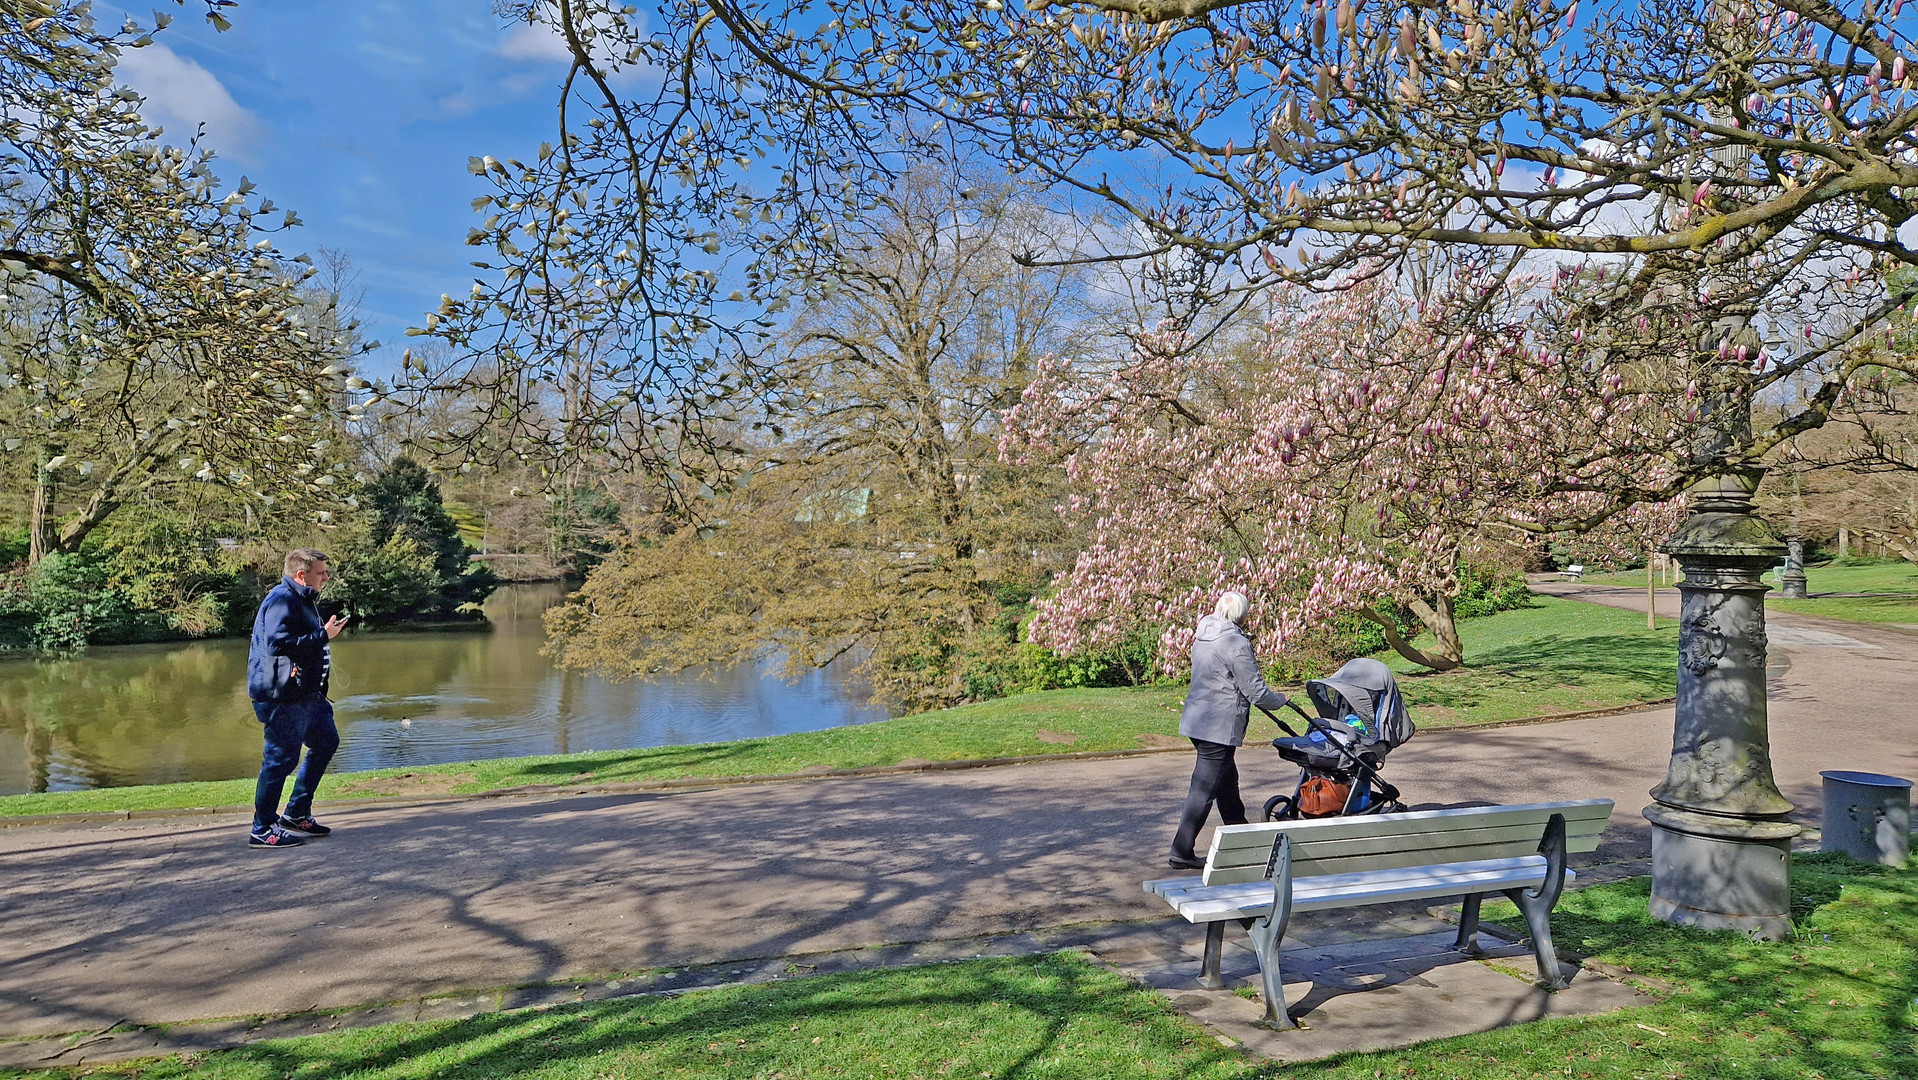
0, 583, 893, 795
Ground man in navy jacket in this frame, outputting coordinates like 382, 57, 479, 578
245, 548, 347, 848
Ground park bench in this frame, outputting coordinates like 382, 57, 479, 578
1142, 798, 1615, 1029
1558, 564, 1585, 580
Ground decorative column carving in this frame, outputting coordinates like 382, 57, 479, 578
1647, 469, 1799, 940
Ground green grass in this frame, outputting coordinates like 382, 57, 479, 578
4, 952, 1256, 1080
1386, 597, 1676, 726
1578, 566, 1682, 588
1767, 597, 1918, 624
14, 857, 1913, 1080
1322, 853, 1918, 1080
0, 685, 1182, 818
1589, 558, 1918, 623
1770, 559, 1918, 594
1766, 593, 1918, 624
0, 597, 1673, 819
1767, 559, 1918, 621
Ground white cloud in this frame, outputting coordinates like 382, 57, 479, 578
495, 15, 657, 87
115, 42, 264, 163
436, 91, 477, 119
497, 22, 574, 64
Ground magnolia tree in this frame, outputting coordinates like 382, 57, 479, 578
0, 1, 365, 562
1002, 262, 1698, 672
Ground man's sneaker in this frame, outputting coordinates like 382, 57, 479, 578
249, 827, 304, 848
277, 815, 331, 837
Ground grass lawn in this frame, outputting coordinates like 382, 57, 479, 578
1767, 594, 1918, 624
1771, 559, 1918, 594
0, 685, 1179, 818
1767, 559, 1918, 621
1385, 598, 1675, 727
0, 597, 1675, 820
1586, 558, 1918, 624
14, 856, 1911, 1080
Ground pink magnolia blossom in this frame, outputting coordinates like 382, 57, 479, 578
1002, 269, 1691, 675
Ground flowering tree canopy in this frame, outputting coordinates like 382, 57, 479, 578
1002, 263, 1695, 670
543, 163, 1095, 708
387, 0, 1918, 528
0, 2, 366, 562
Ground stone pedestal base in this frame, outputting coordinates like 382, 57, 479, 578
1780, 539, 1808, 599
1644, 804, 1800, 940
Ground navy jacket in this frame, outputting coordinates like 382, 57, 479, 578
247, 577, 330, 702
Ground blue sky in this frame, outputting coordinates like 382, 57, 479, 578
107, 2, 588, 373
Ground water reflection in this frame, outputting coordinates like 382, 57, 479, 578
0, 583, 891, 794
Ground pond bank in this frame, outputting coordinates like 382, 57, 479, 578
0, 595, 1682, 819
0, 583, 888, 796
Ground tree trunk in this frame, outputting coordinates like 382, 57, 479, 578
1865, 529, 1918, 564
27, 454, 52, 566
35, 431, 179, 558
1647, 560, 1658, 629
1406, 593, 1464, 664
49, 477, 125, 556
1359, 598, 1462, 672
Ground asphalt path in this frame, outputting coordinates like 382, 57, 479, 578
3, 588, 1914, 1040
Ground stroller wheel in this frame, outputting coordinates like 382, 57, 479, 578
1262, 794, 1297, 822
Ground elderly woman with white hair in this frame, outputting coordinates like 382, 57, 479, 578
1167, 590, 1289, 870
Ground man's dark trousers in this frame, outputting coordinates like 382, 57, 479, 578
253, 696, 338, 832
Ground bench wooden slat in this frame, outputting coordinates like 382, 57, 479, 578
1200, 800, 1613, 885
1208, 839, 1586, 885
1204, 829, 1602, 885
1157, 856, 1569, 922
1208, 819, 1604, 867
1206, 799, 1613, 851
1152, 854, 1553, 910
1172, 872, 1566, 923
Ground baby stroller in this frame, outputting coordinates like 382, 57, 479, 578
1260, 658, 1416, 820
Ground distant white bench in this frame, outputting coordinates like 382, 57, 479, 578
1142, 798, 1615, 1029
1558, 564, 1585, 580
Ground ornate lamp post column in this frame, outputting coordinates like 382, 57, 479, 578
1648, 469, 1799, 939
1779, 538, 1809, 600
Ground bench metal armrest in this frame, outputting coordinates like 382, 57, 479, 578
1527, 812, 1569, 911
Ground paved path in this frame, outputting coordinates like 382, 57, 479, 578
3, 589, 1915, 1042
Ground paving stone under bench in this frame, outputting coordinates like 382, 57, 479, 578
1099, 929, 1656, 1063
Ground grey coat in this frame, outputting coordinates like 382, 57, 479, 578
1179, 614, 1289, 746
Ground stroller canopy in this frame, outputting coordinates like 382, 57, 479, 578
1304, 658, 1415, 749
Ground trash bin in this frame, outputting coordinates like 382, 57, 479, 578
1819, 771, 1912, 866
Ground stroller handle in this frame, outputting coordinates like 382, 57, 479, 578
1257, 704, 1301, 738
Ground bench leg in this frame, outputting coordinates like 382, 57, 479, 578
1454, 893, 1485, 957
1245, 833, 1297, 1029
1198, 922, 1228, 990
1246, 903, 1294, 1028
1502, 812, 1572, 990
1502, 886, 1569, 989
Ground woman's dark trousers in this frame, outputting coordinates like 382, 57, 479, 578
253, 696, 338, 832
1171, 737, 1246, 862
